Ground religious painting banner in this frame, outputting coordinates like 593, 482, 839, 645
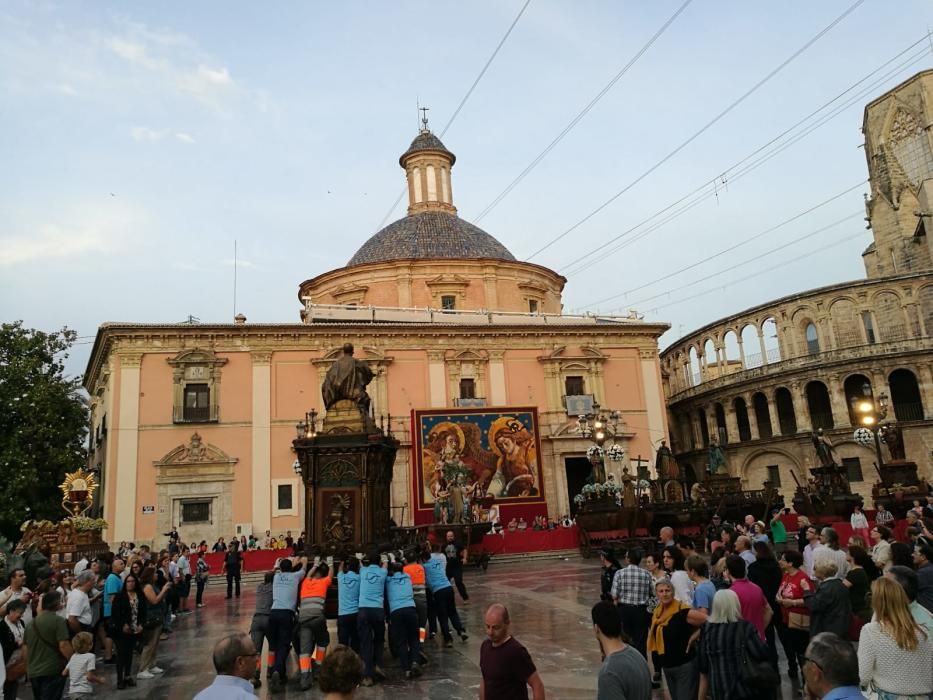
412, 407, 545, 521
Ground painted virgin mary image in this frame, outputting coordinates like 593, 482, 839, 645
488, 416, 538, 497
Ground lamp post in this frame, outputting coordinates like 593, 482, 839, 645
576, 403, 625, 483
295, 409, 319, 441
851, 382, 888, 468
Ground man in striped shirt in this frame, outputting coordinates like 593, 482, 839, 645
611, 548, 652, 658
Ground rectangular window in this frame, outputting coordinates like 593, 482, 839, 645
181, 500, 210, 524
765, 465, 782, 487
277, 484, 293, 511
862, 312, 876, 344
528, 299, 538, 314
843, 457, 863, 482
459, 378, 476, 399
565, 375, 585, 396
441, 295, 456, 311
183, 383, 210, 421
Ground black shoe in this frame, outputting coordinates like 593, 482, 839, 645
117, 680, 126, 690
126, 678, 136, 687
418, 651, 429, 665
411, 664, 423, 678
429, 632, 437, 640
444, 637, 453, 648
300, 673, 312, 691
270, 671, 283, 693
460, 631, 469, 642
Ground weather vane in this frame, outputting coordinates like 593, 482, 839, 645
419, 105, 430, 132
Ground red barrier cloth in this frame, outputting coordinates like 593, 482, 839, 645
202, 549, 294, 574
481, 526, 578, 555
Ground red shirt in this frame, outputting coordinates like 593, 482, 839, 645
777, 570, 811, 624
480, 637, 536, 700
730, 579, 768, 640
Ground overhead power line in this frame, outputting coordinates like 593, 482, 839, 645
559, 36, 931, 276
638, 228, 868, 315
623, 210, 862, 310
472, 0, 694, 223
579, 181, 867, 309
525, 0, 866, 261
373, 0, 533, 231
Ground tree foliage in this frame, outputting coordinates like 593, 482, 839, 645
0, 322, 87, 542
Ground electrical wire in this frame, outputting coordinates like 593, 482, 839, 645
373, 0, 534, 231
559, 36, 931, 276
577, 182, 866, 309
524, 0, 866, 261
637, 228, 869, 315
472, 0, 694, 223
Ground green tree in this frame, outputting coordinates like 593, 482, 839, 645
0, 322, 87, 542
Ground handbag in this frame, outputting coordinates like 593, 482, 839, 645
788, 611, 810, 631
739, 629, 779, 690
5, 647, 26, 681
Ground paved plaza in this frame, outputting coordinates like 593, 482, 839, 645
22, 557, 801, 699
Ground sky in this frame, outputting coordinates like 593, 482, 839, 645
1, 1, 932, 379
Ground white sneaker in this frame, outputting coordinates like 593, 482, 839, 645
150, 666, 164, 674
170, 614, 177, 622
137, 671, 155, 679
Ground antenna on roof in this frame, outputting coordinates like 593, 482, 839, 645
233, 239, 238, 321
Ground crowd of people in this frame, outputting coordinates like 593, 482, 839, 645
595, 506, 933, 699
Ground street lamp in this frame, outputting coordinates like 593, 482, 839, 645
851, 383, 888, 467
295, 409, 319, 440
576, 404, 626, 483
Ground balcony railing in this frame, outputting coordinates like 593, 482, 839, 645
453, 398, 487, 408
893, 402, 925, 422
173, 405, 219, 423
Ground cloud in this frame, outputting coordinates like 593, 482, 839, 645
1, 224, 111, 266
175, 132, 195, 143
131, 126, 168, 141
54, 84, 78, 96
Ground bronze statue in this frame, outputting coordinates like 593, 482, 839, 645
811, 428, 840, 467
707, 441, 727, 475
879, 423, 906, 461
656, 439, 679, 480
322, 343, 374, 415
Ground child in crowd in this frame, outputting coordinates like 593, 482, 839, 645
63, 631, 104, 699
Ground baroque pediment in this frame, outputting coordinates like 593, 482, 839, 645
155, 433, 237, 467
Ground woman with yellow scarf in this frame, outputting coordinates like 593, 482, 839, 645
648, 579, 707, 700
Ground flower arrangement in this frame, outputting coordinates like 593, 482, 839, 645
71, 517, 109, 532
19, 519, 55, 532
581, 483, 596, 495
586, 445, 604, 460
573, 494, 585, 506
606, 444, 625, 461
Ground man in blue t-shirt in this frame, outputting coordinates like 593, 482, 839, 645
357, 550, 388, 687
686, 555, 715, 614
102, 557, 125, 663
268, 556, 306, 691
336, 558, 361, 653
423, 548, 468, 648
386, 564, 421, 679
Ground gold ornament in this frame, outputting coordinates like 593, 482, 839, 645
60, 468, 98, 517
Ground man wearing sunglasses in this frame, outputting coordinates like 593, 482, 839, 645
801, 632, 865, 700
194, 632, 260, 699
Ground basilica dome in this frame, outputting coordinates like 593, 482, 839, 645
347, 210, 516, 267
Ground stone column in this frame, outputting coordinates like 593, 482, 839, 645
765, 395, 780, 438
489, 350, 507, 406
113, 353, 142, 542
827, 373, 850, 428
745, 393, 761, 441
251, 351, 272, 533
757, 328, 768, 364
916, 364, 933, 420
427, 351, 447, 407
791, 381, 810, 433
737, 337, 747, 369
640, 349, 666, 444
725, 400, 740, 444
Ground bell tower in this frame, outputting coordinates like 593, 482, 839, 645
400, 110, 457, 215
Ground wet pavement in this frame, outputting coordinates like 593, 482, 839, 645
20, 558, 804, 699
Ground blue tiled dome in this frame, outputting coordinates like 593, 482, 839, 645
347, 211, 515, 267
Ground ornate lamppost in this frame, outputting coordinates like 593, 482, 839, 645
576, 402, 626, 484
851, 382, 889, 467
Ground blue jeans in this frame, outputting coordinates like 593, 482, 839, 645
337, 613, 359, 653
31, 675, 67, 700
390, 607, 420, 671
269, 609, 295, 678
357, 607, 385, 677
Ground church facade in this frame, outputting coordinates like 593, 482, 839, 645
84, 127, 669, 546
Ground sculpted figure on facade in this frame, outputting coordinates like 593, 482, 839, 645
707, 441, 727, 475
322, 343, 374, 416
811, 428, 840, 467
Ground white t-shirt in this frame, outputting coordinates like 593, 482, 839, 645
0, 587, 33, 626
67, 589, 92, 626
65, 651, 96, 694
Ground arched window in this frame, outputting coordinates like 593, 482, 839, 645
723, 330, 740, 365
775, 387, 797, 436
696, 408, 710, 447
762, 318, 781, 363
889, 368, 925, 422
704, 339, 717, 367
805, 381, 834, 430
689, 347, 701, 386
733, 397, 751, 441
844, 374, 873, 426
714, 403, 728, 444
805, 323, 820, 355
753, 393, 773, 439
741, 324, 761, 368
